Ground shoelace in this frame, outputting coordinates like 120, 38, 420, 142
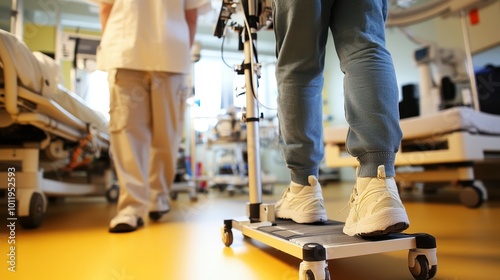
276, 187, 291, 204
340, 187, 358, 213
340, 167, 388, 213
281, 187, 290, 197
340, 173, 390, 213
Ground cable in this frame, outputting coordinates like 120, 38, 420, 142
241, 2, 277, 112
220, 26, 234, 69
217, 1, 278, 112
397, 26, 431, 46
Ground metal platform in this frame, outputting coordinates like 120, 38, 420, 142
222, 217, 437, 280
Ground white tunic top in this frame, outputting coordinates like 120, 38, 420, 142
94, 0, 211, 74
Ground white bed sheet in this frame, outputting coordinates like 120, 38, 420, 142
0, 29, 108, 136
52, 85, 108, 134
0, 29, 59, 99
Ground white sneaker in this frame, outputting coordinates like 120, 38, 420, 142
343, 165, 409, 237
275, 176, 328, 224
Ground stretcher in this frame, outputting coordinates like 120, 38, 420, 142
0, 29, 116, 229
324, 106, 500, 207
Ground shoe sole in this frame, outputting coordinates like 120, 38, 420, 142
343, 208, 409, 237
356, 222, 409, 237
276, 209, 328, 224
149, 209, 170, 221
109, 217, 144, 233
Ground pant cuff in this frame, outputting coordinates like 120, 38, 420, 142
357, 152, 396, 177
290, 166, 319, 186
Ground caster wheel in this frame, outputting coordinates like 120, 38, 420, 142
304, 268, 331, 280
409, 255, 437, 280
47, 196, 65, 204
262, 186, 274, 195
170, 192, 178, 200
105, 184, 120, 203
216, 184, 227, 193
299, 257, 330, 280
222, 227, 233, 247
19, 192, 45, 229
459, 181, 486, 208
428, 265, 437, 279
422, 183, 442, 195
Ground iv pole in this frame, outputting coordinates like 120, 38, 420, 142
216, 0, 277, 248
459, 9, 480, 111
214, 0, 266, 221
241, 0, 264, 222
213, 0, 267, 222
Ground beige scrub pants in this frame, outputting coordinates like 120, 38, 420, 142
107, 69, 189, 218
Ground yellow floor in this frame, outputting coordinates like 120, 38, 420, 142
1, 181, 500, 280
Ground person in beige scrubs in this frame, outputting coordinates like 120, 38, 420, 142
94, 0, 211, 233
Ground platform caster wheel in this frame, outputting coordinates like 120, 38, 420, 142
459, 181, 486, 208
105, 184, 120, 203
19, 192, 46, 229
304, 268, 331, 280
221, 227, 233, 247
300, 258, 330, 280
409, 255, 437, 280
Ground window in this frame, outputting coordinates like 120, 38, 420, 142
192, 49, 278, 132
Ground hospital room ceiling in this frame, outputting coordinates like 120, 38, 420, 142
0, 0, 277, 55
1, 0, 497, 56
0, 0, 102, 30
386, 0, 497, 27
2, 0, 498, 30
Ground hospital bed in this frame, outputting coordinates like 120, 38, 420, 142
324, 106, 500, 208
0, 29, 116, 229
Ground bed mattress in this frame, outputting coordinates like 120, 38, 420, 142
0, 29, 59, 99
0, 29, 108, 134
324, 107, 500, 144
